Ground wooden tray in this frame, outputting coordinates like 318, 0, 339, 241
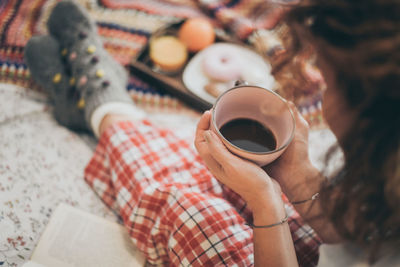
129, 20, 243, 112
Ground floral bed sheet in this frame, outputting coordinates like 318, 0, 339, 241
0, 83, 117, 266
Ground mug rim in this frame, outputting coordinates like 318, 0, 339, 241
211, 84, 296, 156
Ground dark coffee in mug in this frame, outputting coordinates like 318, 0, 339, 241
219, 118, 277, 153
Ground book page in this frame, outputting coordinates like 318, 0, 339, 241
30, 203, 145, 267
21, 261, 46, 267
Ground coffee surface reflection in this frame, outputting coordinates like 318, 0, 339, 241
219, 118, 277, 153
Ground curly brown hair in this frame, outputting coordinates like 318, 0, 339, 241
284, 0, 400, 260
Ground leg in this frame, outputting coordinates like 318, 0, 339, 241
24, 35, 87, 130
25, 0, 140, 134
95, 114, 321, 266
25, 1, 320, 265
25, 1, 253, 265
87, 116, 321, 266
85, 118, 254, 266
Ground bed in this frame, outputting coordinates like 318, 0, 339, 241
0, 0, 340, 266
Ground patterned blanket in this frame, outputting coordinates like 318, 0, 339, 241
0, 1, 337, 266
0, 0, 325, 128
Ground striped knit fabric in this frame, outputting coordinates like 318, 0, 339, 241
0, 0, 325, 128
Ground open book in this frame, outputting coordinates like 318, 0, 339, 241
23, 203, 146, 267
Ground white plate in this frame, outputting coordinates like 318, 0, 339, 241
182, 42, 275, 104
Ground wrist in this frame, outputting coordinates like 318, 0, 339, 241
251, 202, 286, 227
247, 193, 286, 223
279, 164, 323, 202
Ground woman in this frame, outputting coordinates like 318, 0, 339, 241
25, 0, 399, 266
196, 0, 400, 265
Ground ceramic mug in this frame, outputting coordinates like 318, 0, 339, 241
210, 83, 295, 166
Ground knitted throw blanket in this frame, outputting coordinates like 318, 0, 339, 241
0, 0, 325, 128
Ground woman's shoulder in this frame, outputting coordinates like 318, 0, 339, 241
318, 243, 400, 267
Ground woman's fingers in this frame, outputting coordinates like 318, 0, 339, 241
194, 110, 225, 177
195, 111, 211, 151
289, 101, 309, 128
200, 152, 224, 177
203, 130, 245, 167
288, 101, 309, 138
196, 110, 211, 132
196, 110, 262, 188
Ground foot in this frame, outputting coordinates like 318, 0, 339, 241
44, 0, 133, 129
24, 35, 88, 131
47, 0, 127, 83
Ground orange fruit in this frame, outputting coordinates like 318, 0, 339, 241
178, 18, 215, 52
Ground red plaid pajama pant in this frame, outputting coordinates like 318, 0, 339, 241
84, 120, 321, 266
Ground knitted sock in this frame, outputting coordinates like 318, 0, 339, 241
24, 35, 88, 131
46, 0, 133, 128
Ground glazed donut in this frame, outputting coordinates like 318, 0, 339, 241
202, 44, 242, 82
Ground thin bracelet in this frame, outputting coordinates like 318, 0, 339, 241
246, 213, 289, 229
291, 192, 320, 205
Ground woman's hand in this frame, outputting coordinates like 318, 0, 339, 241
194, 110, 284, 213
263, 102, 321, 200
195, 111, 299, 266
262, 103, 341, 242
